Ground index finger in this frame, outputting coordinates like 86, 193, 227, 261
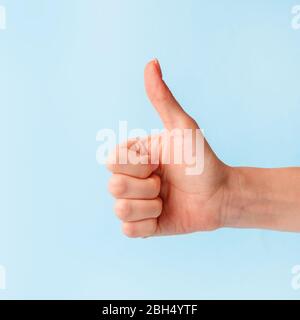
106, 139, 159, 178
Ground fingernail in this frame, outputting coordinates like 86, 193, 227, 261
153, 58, 162, 78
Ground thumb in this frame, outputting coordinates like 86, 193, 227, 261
144, 59, 197, 130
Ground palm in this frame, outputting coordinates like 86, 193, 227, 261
155, 140, 227, 236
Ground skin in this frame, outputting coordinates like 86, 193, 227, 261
107, 59, 300, 237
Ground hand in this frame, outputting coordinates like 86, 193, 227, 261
107, 59, 231, 237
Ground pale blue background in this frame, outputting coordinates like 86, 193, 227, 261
0, 0, 300, 299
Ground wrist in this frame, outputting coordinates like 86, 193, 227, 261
221, 167, 274, 230
221, 167, 245, 229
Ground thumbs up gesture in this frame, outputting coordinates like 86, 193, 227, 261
107, 60, 230, 237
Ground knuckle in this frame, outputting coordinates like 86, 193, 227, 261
178, 115, 198, 129
186, 117, 198, 129
122, 223, 138, 238
150, 175, 161, 196
155, 198, 163, 217
139, 163, 153, 179
108, 175, 127, 197
155, 86, 171, 105
114, 200, 131, 221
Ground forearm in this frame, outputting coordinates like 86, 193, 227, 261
223, 167, 300, 232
